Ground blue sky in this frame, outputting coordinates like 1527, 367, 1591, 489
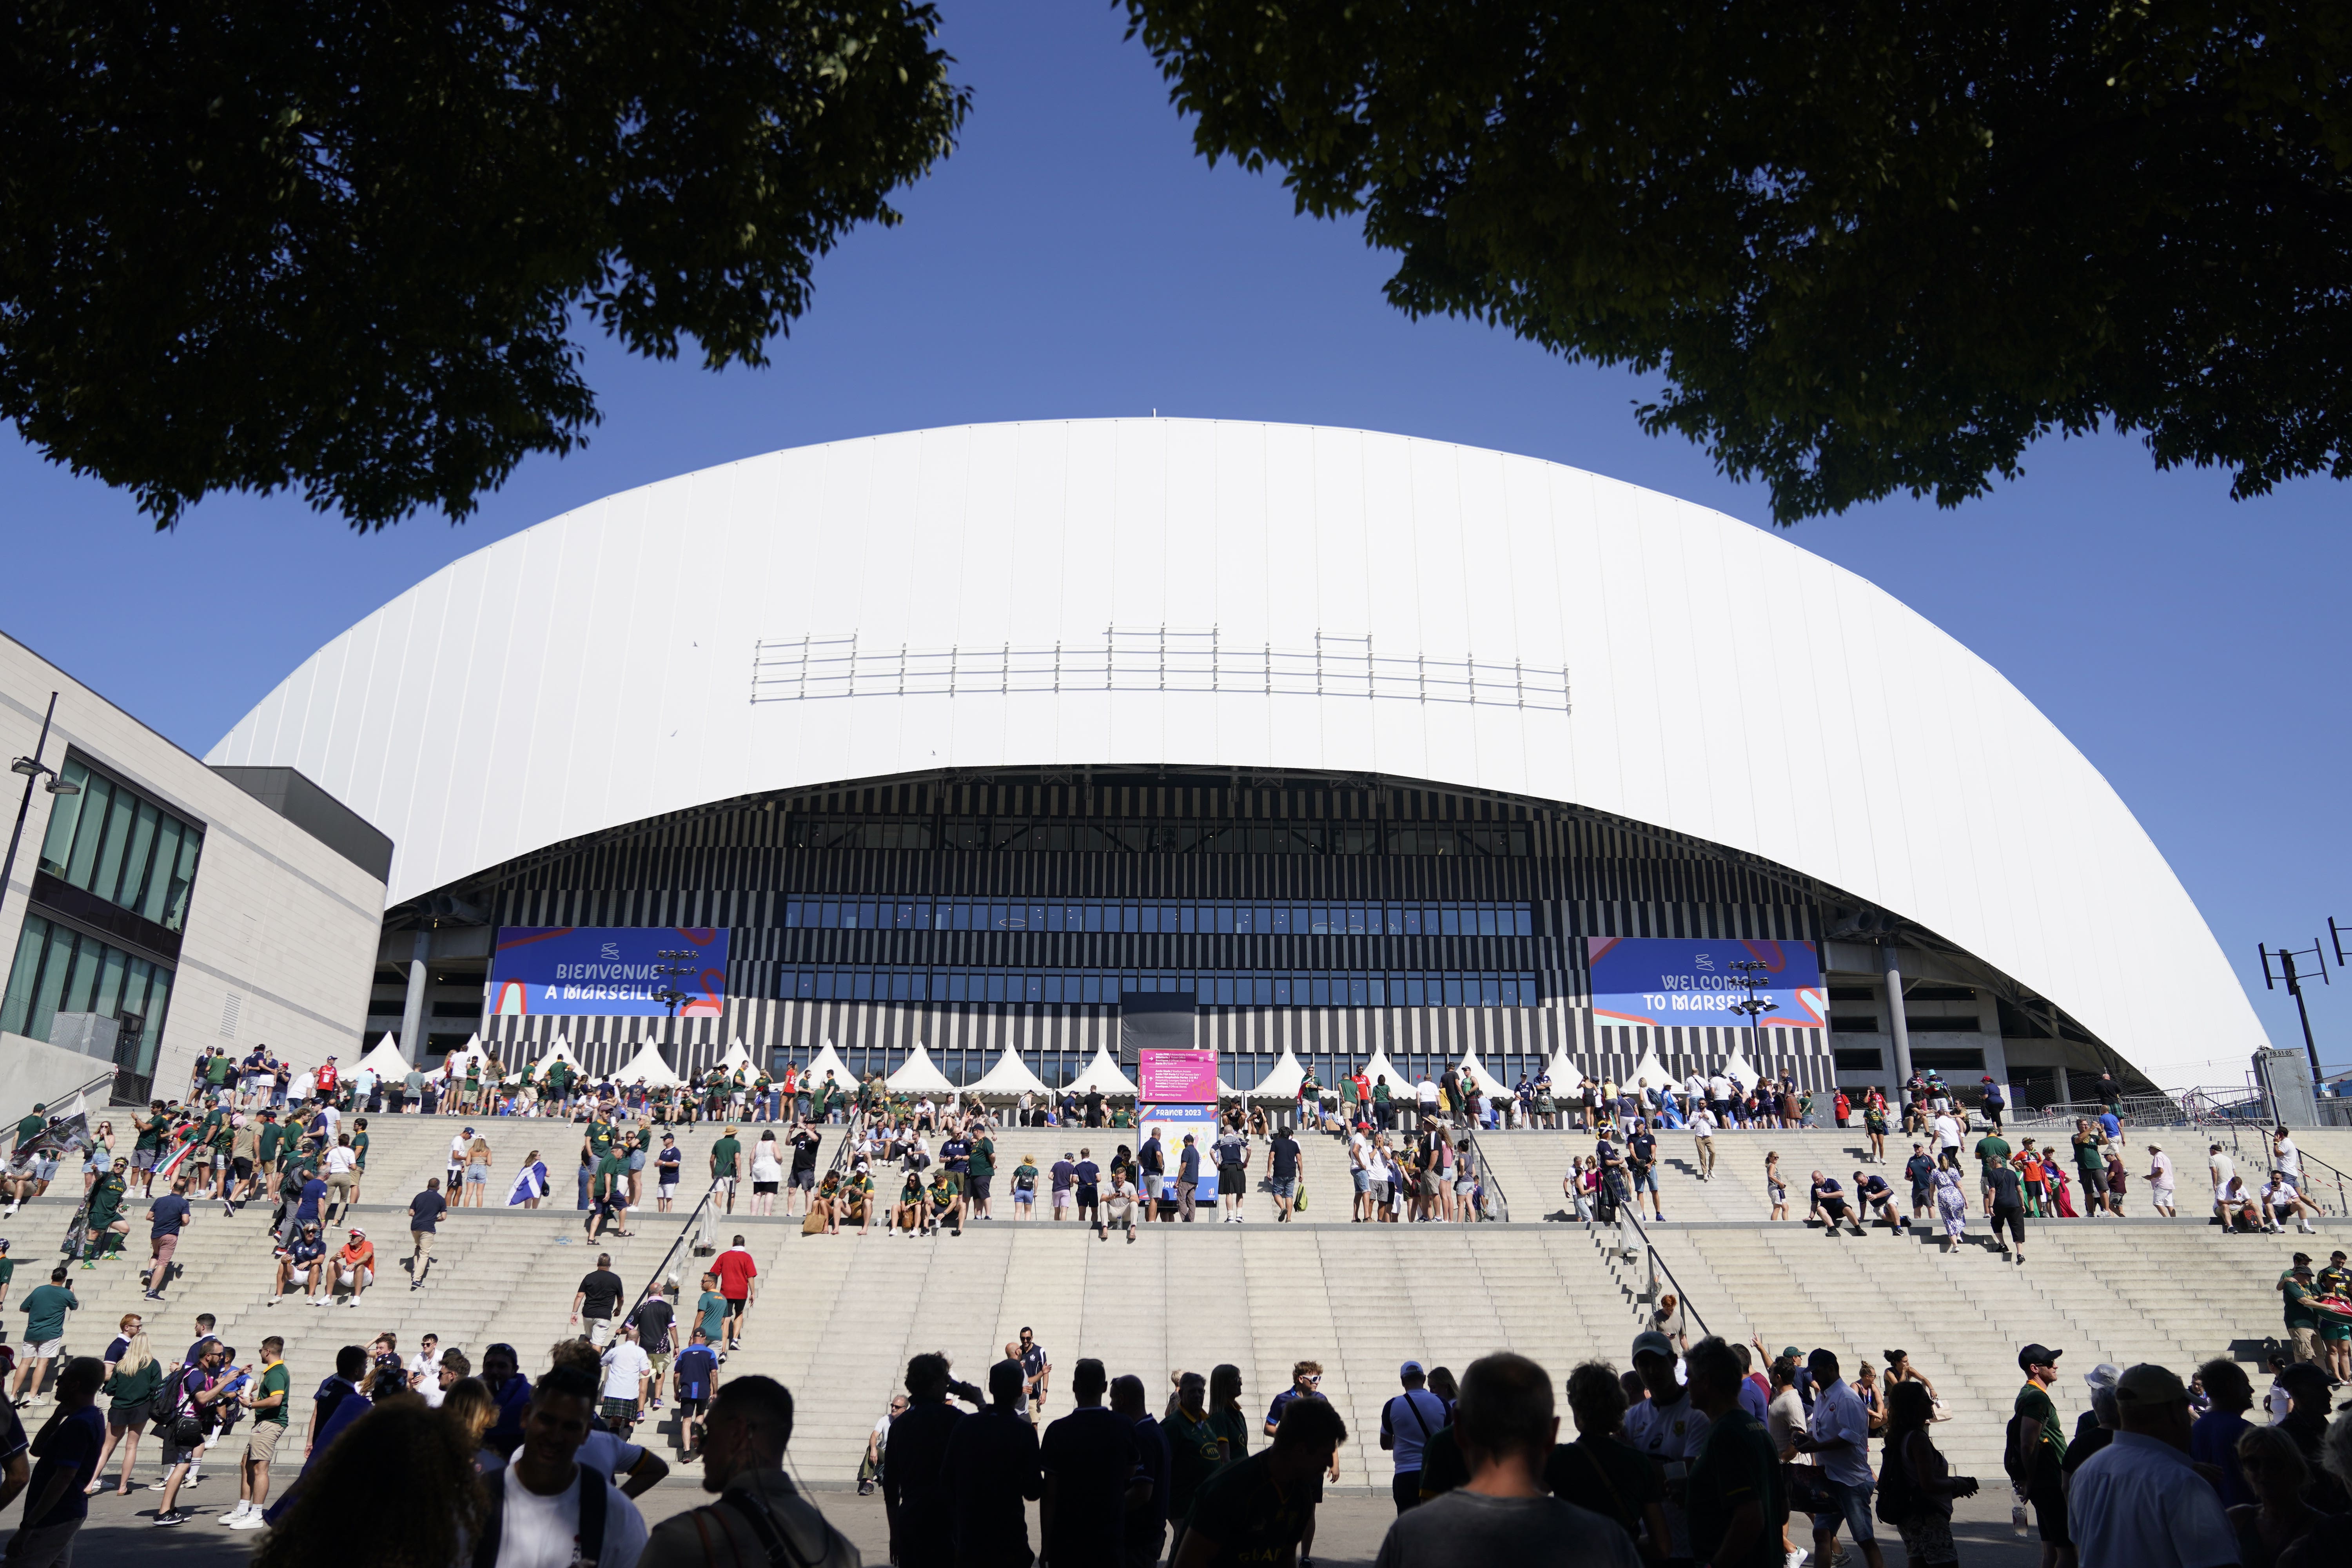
2, 5, 2345, 1073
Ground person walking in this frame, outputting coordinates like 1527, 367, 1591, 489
407, 1176, 447, 1290
637, 1374, 857, 1568
12, 1269, 78, 1406
1929, 1152, 1970, 1253
1265, 1125, 1301, 1222
1791, 1349, 1884, 1568
712, 1234, 759, 1350
1373, 1352, 1642, 1568
476, 1367, 650, 1568
1177, 1134, 1202, 1223
944, 1361, 1043, 1565
2009, 1345, 2073, 1568
142, 1178, 191, 1303
571, 1254, 626, 1348
2065, 1363, 2234, 1568
1039, 1358, 1141, 1568
1172, 1395, 1347, 1568
885, 1354, 971, 1568
220, 1334, 289, 1529
6, 1356, 105, 1567
1622, 1330, 1706, 1562
1379, 1361, 1449, 1513
1986, 1147, 2029, 1263
1878, 1379, 1975, 1568
1680, 1336, 1783, 1568
92, 1330, 165, 1495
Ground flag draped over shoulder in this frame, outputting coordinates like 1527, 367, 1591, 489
506, 1161, 548, 1207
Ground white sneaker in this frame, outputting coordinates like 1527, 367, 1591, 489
225, 1513, 267, 1531
1786, 1550, 1809, 1568
221, 1502, 252, 1523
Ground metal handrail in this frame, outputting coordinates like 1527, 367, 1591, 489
1457, 1124, 1509, 1222
1572, 1178, 1712, 1342
2206, 1122, 2351, 1219
623, 1178, 723, 1325
2, 1067, 123, 1158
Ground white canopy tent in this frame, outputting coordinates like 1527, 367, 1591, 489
1454, 1047, 1509, 1100
534, 1036, 589, 1078
1248, 1048, 1308, 1101
1719, 1045, 1761, 1092
1626, 1044, 1677, 1100
887, 1044, 958, 1094
713, 1039, 759, 1078
1541, 1045, 1582, 1089
966, 1045, 1053, 1098
355, 1036, 412, 1081
1065, 1046, 1137, 1096
801, 1041, 856, 1091
1359, 1048, 1411, 1093
612, 1038, 683, 1087
427, 1034, 492, 1082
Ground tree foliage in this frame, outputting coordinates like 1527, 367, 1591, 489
1125, 1, 2352, 521
0, 2, 967, 528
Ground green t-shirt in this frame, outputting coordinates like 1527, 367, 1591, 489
593, 1154, 630, 1198
1185, 1450, 1313, 1565
14, 1114, 44, 1147
697, 1290, 729, 1341
711, 1137, 742, 1176
2073, 1133, 2105, 1173
257, 1123, 285, 1164
205, 1055, 233, 1086
2285, 1275, 2320, 1331
1013, 1163, 1040, 1194
20, 1283, 76, 1343
586, 1122, 615, 1157
1687, 1408, 1780, 1568
967, 1139, 995, 1181
210, 1121, 234, 1155
2015, 1383, 2067, 1469
1373, 1082, 1391, 1103
352, 1130, 369, 1169
132, 1117, 161, 1154
256, 1361, 292, 1426
1341, 1079, 1360, 1104
86, 1176, 126, 1228
0, 1259, 17, 1294
1165, 1408, 1228, 1519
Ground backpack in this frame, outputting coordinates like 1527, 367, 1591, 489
474, 1464, 607, 1568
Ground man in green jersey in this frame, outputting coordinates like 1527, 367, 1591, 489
222, 1333, 290, 1528
710, 1126, 743, 1215
83, 1159, 132, 1263
2010, 1344, 2070, 1567
1684, 1337, 1782, 1568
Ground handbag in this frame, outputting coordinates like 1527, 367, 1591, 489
1294, 1183, 1308, 1213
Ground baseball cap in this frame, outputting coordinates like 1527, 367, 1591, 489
2083, 1362, 2123, 1391
1399, 1360, 1424, 1378
2115, 1363, 2190, 1406
1631, 1331, 1677, 1361
2018, 1344, 2063, 1372
347, 1227, 365, 1239
2293, 1252, 2314, 1267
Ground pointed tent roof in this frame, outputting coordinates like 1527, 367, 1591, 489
967, 1044, 1053, 1098
887, 1044, 958, 1094
1065, 1045, 1137, 1095
428, 1033, 491, 1081
1626, 1042, 1676, 1095
1454, 1047, 1508, 1100
714, 1038, 759, 1076
1542, 1045, 1581, 1088
1249, 1047, 1307, 1100
1719, 1044, 1761, 1091
535, 1036, 588, 1073
802, 1041, 855, 1090
612, 1037, 684, 1087
1360, 1048, 1412, 1093
356, 1036, 411, 1080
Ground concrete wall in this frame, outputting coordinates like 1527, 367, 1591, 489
0, 1031, 121, 1122
0, 634, 387, 1097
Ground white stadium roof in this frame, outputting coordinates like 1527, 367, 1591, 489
205, 418, 2265, 1088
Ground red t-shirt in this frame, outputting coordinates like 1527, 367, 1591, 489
712, 1249, 758, 1299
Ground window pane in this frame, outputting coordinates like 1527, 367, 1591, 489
89, 789, 135, 904
114, 800, 160, 908
0, 916, 49, 1037
35, 764, 87, 877
28, 926, 77, 1041
93, 947, 128, 1019
65, 777, 111, 889
136, 967, 172, 1071
166, 831, 201, 930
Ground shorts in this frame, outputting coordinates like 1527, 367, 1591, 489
2322, 1318, 2352, 1345
162, 1439, 202, 1469
245, 1421, 285, 1463
107, 1401, 149, 1433
2028, 1481, 2071, 1546
1454, 1178, 1476, 1196
1632, 1168, 1659, 1192
677, 1396, 708, 1418
753, 1181, 778, 1196
659, 1182, 679, 1200
967, 1174, 992, 1200
466, 1165, 488, 1186
601, 1396, 638, 1425
788, 1169, 814, 1190
26, 1339, 62, 1361
1810, 1477, 1876, 1544
1270, 1178, 1296, 1198
2291, 1325, 2321, 1362
1053, 1189, 1073, 1209
232, 1157, 254, 1181
588, 1318, 617, 1348
1990, 1206, 2025, 1244
1352, 1170, 1370, 1193
2151, 1184, 2175, 1206
132, 1149, 156, 1171
1015, 1188, 1035, 1206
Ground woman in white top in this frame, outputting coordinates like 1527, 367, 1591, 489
748, 1132, 785, 1215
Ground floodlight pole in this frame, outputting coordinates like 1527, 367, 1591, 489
1727, 958, 1778, 1085
2259, 940, 2328, 1084
0, 693, 72, 935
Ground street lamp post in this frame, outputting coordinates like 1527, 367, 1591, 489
0, 692, 80, 931
649, 948, 700, 1070
2259, 940, 2329, 1085
1727, 958, 1779, 1088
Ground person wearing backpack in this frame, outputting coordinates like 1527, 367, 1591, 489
479, 1366, 648, 1568
1379, 1360, 1449, 1515
641, 1373, 855, 1568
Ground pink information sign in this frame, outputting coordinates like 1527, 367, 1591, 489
1138, 1048, 1219, 1102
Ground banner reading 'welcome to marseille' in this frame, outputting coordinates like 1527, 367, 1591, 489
1586, 938, 1826, 1031
490, 927, 729, 1017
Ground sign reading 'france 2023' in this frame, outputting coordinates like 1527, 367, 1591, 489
1586, 938, 1826, 1030
491, 927, 729, 1018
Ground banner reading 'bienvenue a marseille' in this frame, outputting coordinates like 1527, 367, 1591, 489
490, 927, 729, 1018
1586, 938, 1826, 1030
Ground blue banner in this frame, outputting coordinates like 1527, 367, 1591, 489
490, 927, 729, 1018
1586, 938, 1825, 1030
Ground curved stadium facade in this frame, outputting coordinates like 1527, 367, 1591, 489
205, 419, 2265, 1102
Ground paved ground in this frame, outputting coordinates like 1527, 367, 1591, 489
51, 1471, 2050, 1566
